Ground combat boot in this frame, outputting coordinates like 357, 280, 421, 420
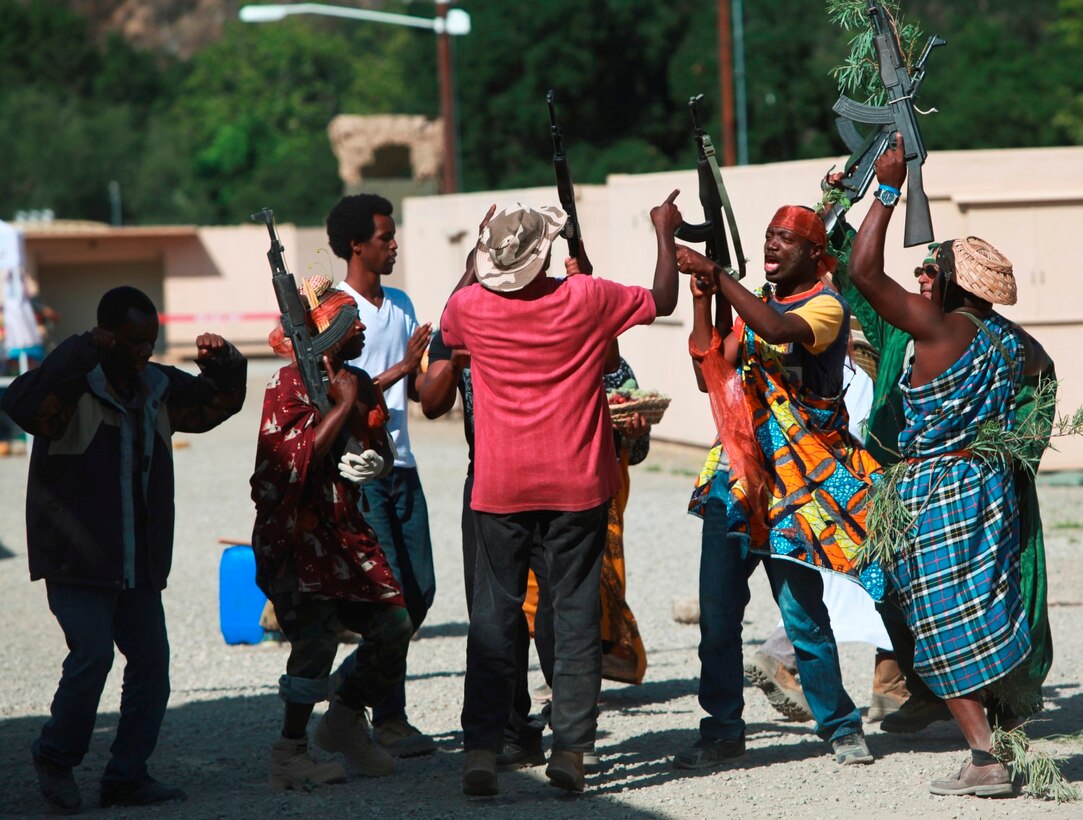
315, 699, 395, 777
867, 651, 910, 722
268, 737, 347, 791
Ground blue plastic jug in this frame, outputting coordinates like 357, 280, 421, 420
219, 544, 267, 645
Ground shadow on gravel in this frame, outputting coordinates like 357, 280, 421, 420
586, 723, 836, 797
599, 676, 700, 710
415, 620, 470, 639
0, 695, 677, 819
0, 538, 15, 560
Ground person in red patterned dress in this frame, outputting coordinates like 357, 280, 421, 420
251, 277, 412, 790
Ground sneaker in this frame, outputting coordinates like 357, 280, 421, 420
929, 757, 1014, 797
546, 750, 585, 793
316, 701, 395, 776
99, 776, 186, 808
496, 740, 546, 771
673, 734, 746, 770
832, 732, 874, 765
867, 652, 910, 722
373, 716, 436, 757
269, 737, 348, 791
744, 651, 813, 722
32, 755, 81, 814
880, 695, 953, 734
462, 750, 498, 796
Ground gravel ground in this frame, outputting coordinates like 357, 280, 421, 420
2, 359, 1082, 818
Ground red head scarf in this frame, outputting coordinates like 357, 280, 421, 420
268, 279, 358, 360
768, 206, 837, 278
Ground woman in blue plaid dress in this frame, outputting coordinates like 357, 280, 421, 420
846, 138, 1051, 798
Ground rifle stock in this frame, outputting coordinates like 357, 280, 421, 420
547, 90, 581, 257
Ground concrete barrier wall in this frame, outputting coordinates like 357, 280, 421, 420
17, 146, 1082, 469
401, 146, 1083, 471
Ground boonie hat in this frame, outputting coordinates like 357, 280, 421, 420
475, 204, 567, 293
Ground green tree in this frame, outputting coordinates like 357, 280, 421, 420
148, 15, 435, 225
1051, 0, 1083, 142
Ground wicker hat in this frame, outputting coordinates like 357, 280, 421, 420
943, 236, 1017, 306
267, 275, 358, 359
475, 204, 567, 293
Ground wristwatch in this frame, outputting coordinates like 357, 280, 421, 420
874, 185, 901, 208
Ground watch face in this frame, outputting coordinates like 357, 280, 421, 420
876, 187, 899, 207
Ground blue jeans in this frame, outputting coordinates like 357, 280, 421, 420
462, 505, 607, 754
32, 582, 170, 785
360, 466, 434, 724
697, 498, 861, 744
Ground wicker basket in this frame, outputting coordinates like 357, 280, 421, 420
608, 395, 671, 425
851, 330, 880, 381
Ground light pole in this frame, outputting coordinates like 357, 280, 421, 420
239, 2, 471, 193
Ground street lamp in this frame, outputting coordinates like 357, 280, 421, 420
239, 2, 470, 193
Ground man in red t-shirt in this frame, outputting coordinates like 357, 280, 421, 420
441, 193, 682, 795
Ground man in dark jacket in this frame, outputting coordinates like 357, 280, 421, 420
2, 286, 247, 813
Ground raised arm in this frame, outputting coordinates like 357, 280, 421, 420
420, 331, 467, 419
848, 135, 943, 343
166, 333, 248, 434
314, 356, 358, 460
687, 268, 739, 392
447, 204, 497, 299
371, 321, 431, 401
1, 332, 101, 438
648, 190, 683, 316
677, 245, 814, 346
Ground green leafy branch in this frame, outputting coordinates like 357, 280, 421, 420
858, 460, 912, 567
826, 0, 924, 105
858, 378, 1082, 569
972, 378, 1083, 477
993, 725, 1081, 802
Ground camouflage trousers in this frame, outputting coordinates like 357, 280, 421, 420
272, 593, 412, 710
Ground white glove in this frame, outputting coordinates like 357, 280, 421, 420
338, 449, 385, 485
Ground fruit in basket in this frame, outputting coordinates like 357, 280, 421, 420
607, 387, 667, 406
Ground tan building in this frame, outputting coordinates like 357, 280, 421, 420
11, 146, 1083, 469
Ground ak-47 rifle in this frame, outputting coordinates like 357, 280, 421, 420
251, 207, 359, 417
830, 1, 945, 246
546, 90, 581, 257
674, 94, 745, 280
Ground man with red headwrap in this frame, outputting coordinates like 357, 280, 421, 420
253, 276, 411, 790
672, 206, 882, 770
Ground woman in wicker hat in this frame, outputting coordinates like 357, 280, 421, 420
835, 219, 1057, 739
848, 134, 1052, 798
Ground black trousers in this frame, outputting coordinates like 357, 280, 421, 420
461, 474, 547, 747
461, 504, 607, 753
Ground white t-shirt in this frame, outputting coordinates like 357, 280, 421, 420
842, 356, 875, 444
339, 281, 419, 469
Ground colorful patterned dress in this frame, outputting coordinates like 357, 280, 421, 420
250, 365, 403, 605
893, 312, 1030, 698
690, 284, 884, 600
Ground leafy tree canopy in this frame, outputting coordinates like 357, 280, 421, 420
2, 0, 1080, 225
